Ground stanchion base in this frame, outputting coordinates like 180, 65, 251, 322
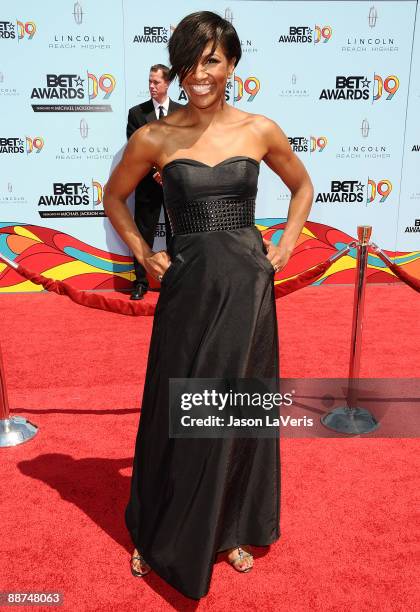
321, 406, 379, 434
0, 416, 38, 447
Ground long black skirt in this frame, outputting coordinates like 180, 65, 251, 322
125, 225, 281, 599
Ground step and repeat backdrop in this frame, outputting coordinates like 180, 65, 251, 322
0, 0, 419, 291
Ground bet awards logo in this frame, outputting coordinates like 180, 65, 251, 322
405, 219, 420, 233
320, 76, 370, 100
0, 20, 36, 40
31, 73, 116, 112
288, 136, 328, 153
278, 25, 332, 44
38, 180, 105, 218
289, 137, 309, 152
316, 178, 392, 204
0, 136, 44, 154
316, 181, 365, 203
0, 21, 15, 38
0, 138, 24, 154
320, 74, 399, 101
133, 26, 171, 43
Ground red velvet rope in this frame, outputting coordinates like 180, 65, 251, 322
274, 259, 333, 298
16, 265, 156, 316
373, 252, 420, 293
11, 251, 342, 316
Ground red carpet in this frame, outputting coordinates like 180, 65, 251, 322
0, 284, 419, 611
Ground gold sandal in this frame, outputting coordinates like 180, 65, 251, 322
227, 546, 254, 573
130, 551, 151, 577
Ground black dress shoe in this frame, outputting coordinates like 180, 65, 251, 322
130, 285, 147, 300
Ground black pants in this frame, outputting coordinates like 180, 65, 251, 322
133, 198, 172, 289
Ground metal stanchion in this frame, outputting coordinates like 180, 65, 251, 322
0, 251, 38, 445
0, 329, 38, 448
321, 226, 379, 434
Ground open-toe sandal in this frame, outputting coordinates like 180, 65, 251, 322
228, 547, 254, 573
130, 553, 151, 577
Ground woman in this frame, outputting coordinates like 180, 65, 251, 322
104, 11, 313, 600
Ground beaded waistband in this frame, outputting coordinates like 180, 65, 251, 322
166, 197, 256, 235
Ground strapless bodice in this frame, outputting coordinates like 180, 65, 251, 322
162, 156, 259, 207
161, 156, 260, 235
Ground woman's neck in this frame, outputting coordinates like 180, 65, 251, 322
184, 96, 232, 128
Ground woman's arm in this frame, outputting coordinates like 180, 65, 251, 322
257, 116, 314, 271
103, 125, 170, 279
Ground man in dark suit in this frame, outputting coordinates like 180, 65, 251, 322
127, 63, 183, 300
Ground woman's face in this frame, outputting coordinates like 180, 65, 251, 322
182, 42, 236, 108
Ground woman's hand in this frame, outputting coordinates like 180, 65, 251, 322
263, 238, 293, 272
144, 250, 172, 281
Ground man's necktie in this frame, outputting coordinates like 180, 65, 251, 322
158, 105, 164, 119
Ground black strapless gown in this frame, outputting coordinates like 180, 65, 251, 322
125, 157, 280, 599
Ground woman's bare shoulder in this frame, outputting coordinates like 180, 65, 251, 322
228, 108, 282, 134
227, 110, 287, 153
126, 122, 163, 162
127, 112, 189, 164
245, 112, 284, 134
129, 111, 186, 141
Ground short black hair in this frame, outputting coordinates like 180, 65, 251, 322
168, 11, 242, 84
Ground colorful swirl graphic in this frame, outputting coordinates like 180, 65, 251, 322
0, 220, 419, 292
257, 218, 420, 285
0, 223, 133, 292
